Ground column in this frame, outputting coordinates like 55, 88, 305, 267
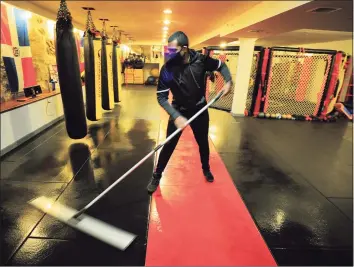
231, 38, 257, 115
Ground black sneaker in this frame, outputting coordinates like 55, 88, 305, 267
147, 173, 162, 194
203, 169, 214, 182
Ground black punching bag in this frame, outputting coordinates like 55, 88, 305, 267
112, 42, 120, 103
83, 10, 102, 121
55, 0, 87, 139
100, 26, 110, 110
107, 42, 115, 110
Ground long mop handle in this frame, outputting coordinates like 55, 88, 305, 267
72, 91, 224, 218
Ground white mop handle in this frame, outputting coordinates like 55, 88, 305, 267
74, 91, 223, 216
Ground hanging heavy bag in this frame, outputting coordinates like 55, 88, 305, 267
100, 24, 110, 110
112, 42, 119, 103
107, 42, 115, 109
55, 0, 87, 139
83, 10, 102, 121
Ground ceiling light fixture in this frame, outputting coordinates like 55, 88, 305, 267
163, 26, 169, 31
227, 41, 240, 45
163, 19, 170, 25
82, 7, 96, 11
220, 42, 227, 48
307, 7, 342, 13
163, 9, 172, 14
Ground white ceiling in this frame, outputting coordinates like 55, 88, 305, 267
256, 29, 353, 47
224, 1, 353, 43
4, 0, 353, 48
5, 0, 259, 46
194, 36, 239, 50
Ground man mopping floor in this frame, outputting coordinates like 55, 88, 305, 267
147, 31, 233, 194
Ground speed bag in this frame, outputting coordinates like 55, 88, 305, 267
56, 27, 87, 139
84, 35, 102, 121
100, 39, 112, 110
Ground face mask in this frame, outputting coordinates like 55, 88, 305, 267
169, 51, 182, 60
167, 47, 182, 60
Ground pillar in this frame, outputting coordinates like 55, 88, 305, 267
231, 38, 257, 115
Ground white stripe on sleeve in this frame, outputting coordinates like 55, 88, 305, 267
217, 59, 222, 70
157, 89, 170, 93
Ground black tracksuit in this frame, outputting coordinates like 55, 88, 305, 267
155, 49, 232, 174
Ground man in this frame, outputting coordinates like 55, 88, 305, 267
147, 31, 233, 194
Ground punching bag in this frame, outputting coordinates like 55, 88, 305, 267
55, 0, 87, 139
117, 46, 123, 102
83, 10, 102, 121
112, 41, 120, 102
100, 19, 110, 111
107, 42, 115, 109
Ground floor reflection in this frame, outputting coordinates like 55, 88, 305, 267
2, 86, 352, 266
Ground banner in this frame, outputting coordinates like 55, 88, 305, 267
0, 3, 37, 93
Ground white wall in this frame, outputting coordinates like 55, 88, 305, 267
1, 94, 64, 155
286, 39, 353, 55
1, 86, 88, 155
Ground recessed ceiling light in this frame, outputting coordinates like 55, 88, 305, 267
220, 42, 227, 48
163, 9, 172, 14
163, 26, 169, 31
164, 19, 170, 25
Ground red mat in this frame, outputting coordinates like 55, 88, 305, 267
145, 119, 277, 266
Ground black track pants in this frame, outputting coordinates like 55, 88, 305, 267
155, 108, 210, 174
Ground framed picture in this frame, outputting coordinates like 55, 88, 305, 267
49, 65, 58, 82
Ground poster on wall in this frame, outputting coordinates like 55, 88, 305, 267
48, 64, 59, 91
0, 3, 37, 100
49, 65, 58, 81
0, 57, 11, 102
